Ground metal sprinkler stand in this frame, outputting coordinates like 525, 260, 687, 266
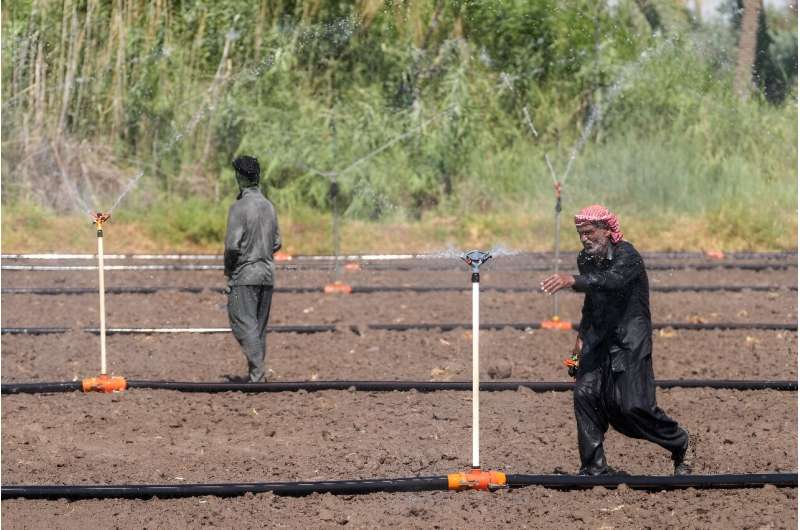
324, 180, 352, 294
450, 250, 504, 490
83, 213, 126, 393
540, 175, 571, 331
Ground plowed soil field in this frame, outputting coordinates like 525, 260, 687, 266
2, 254, 797, 529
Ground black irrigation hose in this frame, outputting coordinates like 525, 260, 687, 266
94, 379, 800, 393
2, 473, 795, 500
366, 321, 798, 332
3, 320, 796, 336
3, 379, 795, 395
3, 284, 796, 295
0, 476, 450, 499
648, 285, 797, 293
503, 472, 797, 491
2, 287, 206, 295
82, 325, 337, 335
2, 381, 84, 394
0, 327, 71, 335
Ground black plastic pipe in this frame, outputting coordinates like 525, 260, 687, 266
121, 379, 800, 393
4, 284, 795, 295
366, 321, 798, 332
3, 379, 795, 395
2, 287, 205, 295
0, 476, 450, 499
3, 321, 795, 337
504, 472, 797, 491
82, 324, 337, 335
0, 327, 71, 335
2, 381, 84, 394
2, 473, 795, 500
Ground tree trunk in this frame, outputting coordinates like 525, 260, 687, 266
734, 0, 762, 99
634, 0, 663, 33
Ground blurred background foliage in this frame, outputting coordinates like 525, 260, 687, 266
1, 0, 796, 251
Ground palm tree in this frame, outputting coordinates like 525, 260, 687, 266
733, 0, 763, 99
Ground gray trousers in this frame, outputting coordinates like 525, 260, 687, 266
227, 285, 273, 382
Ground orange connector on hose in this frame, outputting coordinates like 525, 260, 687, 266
324, 281, 352, 294
541, 316, 573, 331
274, 251, 292, 261
447, 469, 507, 491
82, 375, 127, 393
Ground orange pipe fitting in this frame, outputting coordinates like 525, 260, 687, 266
705, 250, 725, 260
82, 375, 127, 393
324, 281, 352, 294
563, 356, 578, 369
448, 469, 507, 491
541, 317, 573, 331
274, 251, 292, 261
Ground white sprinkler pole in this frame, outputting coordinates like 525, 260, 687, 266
94, 215, 109, 375
461, 250, 491, 470
472, 276, 480, 468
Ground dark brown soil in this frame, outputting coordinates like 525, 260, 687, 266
1, 259, 797, 529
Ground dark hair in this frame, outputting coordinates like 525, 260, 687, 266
232, 155, 260, 186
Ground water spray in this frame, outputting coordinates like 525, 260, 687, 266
82, 212, 126, 393
300, 105, 458, 296
521, 107, 569, 330
539, 156, 571, 331
320, 117, 352, 295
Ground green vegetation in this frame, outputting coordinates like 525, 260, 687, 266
2, 0, 796, 252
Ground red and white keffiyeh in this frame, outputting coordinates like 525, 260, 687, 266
574, 204, 624, 243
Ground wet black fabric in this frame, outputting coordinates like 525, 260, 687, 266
224, 187, 282, 286
571, 241, 687, 474
228, 285, 273, 383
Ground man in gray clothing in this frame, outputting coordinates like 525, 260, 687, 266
224, 155, 282, 382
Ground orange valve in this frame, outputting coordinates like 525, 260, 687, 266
541, 316, 573, 331
82, 374, 127, 393
448, 469, 507, 491
324, 281, 352, 294
274, 251, 293, 262
344, 261, 361, 272
563, 355, 579, 369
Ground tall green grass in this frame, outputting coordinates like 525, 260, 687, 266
1, 1, 795, 250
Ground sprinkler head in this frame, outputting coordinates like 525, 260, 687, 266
90, 212, 111, 229
461, 250, 492, 274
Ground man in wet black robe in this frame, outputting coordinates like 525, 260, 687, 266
541, 204, 694, 476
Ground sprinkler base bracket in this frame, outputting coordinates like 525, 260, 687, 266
448, 469, 507, 491
82, 374, 127, 393
324, 281, 352, 294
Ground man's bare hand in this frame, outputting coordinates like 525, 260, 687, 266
540, 273, 575, 295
